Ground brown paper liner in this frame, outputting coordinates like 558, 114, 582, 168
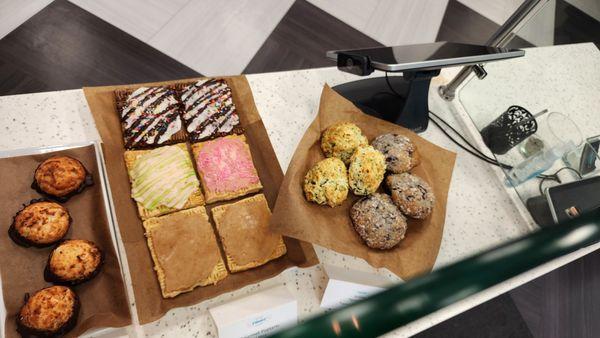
0, 145, 131, 338
83, 75, 319, 324
270, 85, 457, 280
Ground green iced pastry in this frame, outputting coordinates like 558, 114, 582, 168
130, 145, 199, 210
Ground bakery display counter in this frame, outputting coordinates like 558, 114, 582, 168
0, 43, 597, 337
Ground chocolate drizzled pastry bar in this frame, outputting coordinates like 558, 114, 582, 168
179, 79, 244, 142
116, 86, 186, 149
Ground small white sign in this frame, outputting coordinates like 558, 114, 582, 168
320, 264, 392, 310
209, 285, 297, 338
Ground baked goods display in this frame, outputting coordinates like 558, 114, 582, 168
124, 143, 204, 219
16, 285, 80, 337
303, 121, 435, 250
9, 200, 71, 247
45, 239, 104, 285
348, 145, 386, 196
387, 173, 435, 219
321, 122, 368, 164
143, 207, 228, 298
372, 133, 420, 173
192, 135, 262, 203
303, 157, 348, 207
350, 193, 407, 250
113, 78, 288, 300
3, 151, 118, 337
180, 79, 244, 142
116, 86, 185, 149
32, 156, 93, 201
212, 194, 286, 272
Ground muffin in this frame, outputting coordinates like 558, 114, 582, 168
386, 173, 435, 219
321, 122, 368, 164
33, 156, 93, 201
303, 157, 348, 207
350, 193, 407, 249
17, 286, 80, 337
372, 133, 420, 173
45, 239, 104, 285
348, 145, 386, 196
9, 200, 71, 247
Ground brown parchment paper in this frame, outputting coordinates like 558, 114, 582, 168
271, 85, 457, 280
82, 76, 318, 324
0, 145, 131, 338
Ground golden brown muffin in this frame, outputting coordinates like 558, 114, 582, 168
9, 200, 71, 247
17, 286, 79, 337
386, 173, 435, 219
45, 239, 103, 285
33, 156, 92, 201
371, 133, 420, 173
348, 145, 386, 196
321, 122, 368, 165
303, 157, 349, 207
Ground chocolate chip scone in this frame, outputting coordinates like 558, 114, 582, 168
321, 122, 368, 165
348, 145, 386, 196
386, 173, 435, 219
303, 157, 348, 207
350, 193, 407, 249
372, 133, 420, 173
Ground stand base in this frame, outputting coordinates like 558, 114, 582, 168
331, 70, 439, 132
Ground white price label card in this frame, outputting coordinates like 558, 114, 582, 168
209, 285, 297, 338
320, 264, 393, 310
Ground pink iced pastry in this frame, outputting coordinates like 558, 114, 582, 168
195, 136, 262, 203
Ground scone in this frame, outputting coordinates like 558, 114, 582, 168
372, 133, 420, 173
303, 157, 348, 207
116, 86, 186, 149
321, 122, 368, 164
9, 200, 71, 247
45, 239, 104, 285
350, 193, 407, 249
348, 145, 386, 196
33, 156, 93, 201
192, 135, 262, 203
179, 78, 244, 142
143, 207, 228, 298
211, 194, 286, 272
386, 173, 435, 219
124, 143, 204, 220
17, 286, 80, 337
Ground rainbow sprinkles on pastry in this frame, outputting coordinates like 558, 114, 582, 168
117, 86, 185, 149
192, 135, 262, 203
124, 143, 204, 219
180, 78, 244, 142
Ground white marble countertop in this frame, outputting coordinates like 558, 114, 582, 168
0, 43, 597, 338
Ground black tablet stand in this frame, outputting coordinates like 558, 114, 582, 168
332, 69, 440, 133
